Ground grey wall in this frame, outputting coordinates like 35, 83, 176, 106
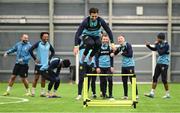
0, 0, 180, 83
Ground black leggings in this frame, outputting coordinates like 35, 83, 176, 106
83, 36, 101, 57
99, 68, 113, 97
78, 63, 95, 95
121, 67, 138, 96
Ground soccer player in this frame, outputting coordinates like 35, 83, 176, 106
76, 39, 96, 100
3, 34, 32, 96
114, 35, 138, 100
40, 57, 71, 98
73, 7, 115, 62
96, 34, 114, 99
144, 33, 170, 98
29, 32, 55, 97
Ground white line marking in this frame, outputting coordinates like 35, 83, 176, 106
0, 96, 29, 105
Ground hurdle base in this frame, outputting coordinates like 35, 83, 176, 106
84, 100, 138, 108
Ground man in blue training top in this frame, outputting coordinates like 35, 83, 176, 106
114, 35, 139, 100
29, 32, 55, 97
144, 33, 170, 99
3, 34, 32, 96
73, 7, 115, 62
96, 34, 114, 100
40, 57, 71, 98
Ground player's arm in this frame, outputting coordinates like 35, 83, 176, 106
110, 55, 114, 67
145, 40, 157, 51
56, 66, 61, 75
121, 43, 133, 57
49, 44, 55, 60
114, 47, 121, 55
29, 41, 39, 61
74, 19, 87, 47
6, 43, 18, 55
100, 18, 114, 44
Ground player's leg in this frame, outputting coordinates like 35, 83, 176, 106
76, 63, 86, 100
91, 75, 97, 98
89, 37, 101, 61
40, 76, 46, 97
3, 75, 16, 96
99, 76, 103, 97
88, 66, 97, 98
122, 76, 128, 99
99, 76, 107, 98
83, 36, 95, 62
129, 67, 139, 99
19, 64, 31, 96
31, 65, 41, 96
121, 67, 128, 99
161, 64, 170, 98
145, 64, 161, 98
51, 76, 61, 98
108, 76, 113, 99
3, 64, 19, 96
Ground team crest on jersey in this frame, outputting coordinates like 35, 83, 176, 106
130, 69, 133, 73
80, 66, 83, 70
92, 67, 95, 71
162, 67, 165, 70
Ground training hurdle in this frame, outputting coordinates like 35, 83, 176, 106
83, 74, 138, 108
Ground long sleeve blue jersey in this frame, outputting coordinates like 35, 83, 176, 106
74, 16, 114, 46
146, 41, 170, 65
115, 42, 135, 67
6, 41, 32, 64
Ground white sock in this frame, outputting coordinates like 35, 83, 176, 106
150, 89, 155, 95
26, 88, 30, 93
31, 87, 35, 94
166, 90, 170, 95
7, 86, 12, 92
41, 88, 45, 94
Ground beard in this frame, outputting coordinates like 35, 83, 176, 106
22, 40, 28, 43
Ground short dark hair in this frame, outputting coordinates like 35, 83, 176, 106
40, 32, 49, 39
89, 8, 99, 14
157, 33, 165, 40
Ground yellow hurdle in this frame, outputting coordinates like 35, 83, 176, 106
83, 74, 138, 108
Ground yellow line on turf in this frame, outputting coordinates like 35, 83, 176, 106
86, 74, 135, 76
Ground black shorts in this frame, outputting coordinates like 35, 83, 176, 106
153, 64, 168, 83
34, 65, 42, 75
12, 64, 29, 78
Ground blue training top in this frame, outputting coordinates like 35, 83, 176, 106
29, 41, 55, 70
115, 42, 135, 67
74, 16, 114, 46
146, 41, 170, 65
96, 43, 113, 68
6, 41, 32, 65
